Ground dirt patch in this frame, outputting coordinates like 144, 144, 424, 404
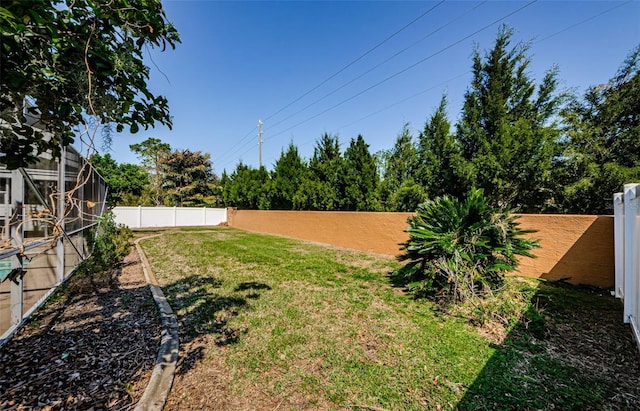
542, 301, 640, 406
0, 249, 160, 410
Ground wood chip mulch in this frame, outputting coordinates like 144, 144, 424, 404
0, 250, 161, 410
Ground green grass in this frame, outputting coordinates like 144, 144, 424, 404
140, 227, 639, 410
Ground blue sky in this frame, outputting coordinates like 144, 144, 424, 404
102, 0, 640, 175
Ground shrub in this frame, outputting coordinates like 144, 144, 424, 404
77, 211, 132, 276
387, 180, 427, 212
394, 188, 538, 303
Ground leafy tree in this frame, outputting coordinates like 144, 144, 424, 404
456, 26, 562, 211
378, 123, 419, 210
130, 138, 171, 172
220, 169, 230, 188
556, 45, 640, 213
130, 137, 171, 205
600, 46, 640, 168
0, 0, 179, 169
292, 178, 338, 210
293, 133, 344, 210
88, 153, 148, 206
310, 133, 342, 173
223, 163, 271, 209
161, 149, 219, 207
393, 188, 538, 302
308, 133, 344, 206
218, 170, 230, 206
342, 135, 380, 211
416, 95, 469, 199
270, 143, 308, 210
386, 179, 426, 212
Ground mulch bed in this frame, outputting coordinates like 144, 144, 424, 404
0, 250, 160, 410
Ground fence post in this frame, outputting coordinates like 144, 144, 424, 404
614, 193, 624, 299
137, 205, 142, 229
623, 184, 639, 324
56, 145, 66, 282
203, 207, 207, 225
173, 206, 177, 227
9, 169, 24, 326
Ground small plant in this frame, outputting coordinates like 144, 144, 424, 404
76, 211, 132, 277
394, 188, 539, 303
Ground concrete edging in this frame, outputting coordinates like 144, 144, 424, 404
133, 235, 179, 411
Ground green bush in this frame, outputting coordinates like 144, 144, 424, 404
79, 211, 132, 275
394, 188, 538, 303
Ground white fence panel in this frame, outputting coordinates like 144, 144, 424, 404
175, 207, 205, 226
615, 183, 640, 351
112, 206, 141, 228
113, 206, 227, 229
141, 207, 174, 227
205, 208, 227, 225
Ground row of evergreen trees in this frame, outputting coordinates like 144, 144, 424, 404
221, 135, 379, 211
93, 27, 639, 215
221, 28, 639, 214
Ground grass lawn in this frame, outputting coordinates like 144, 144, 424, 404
140, 227, 640, 410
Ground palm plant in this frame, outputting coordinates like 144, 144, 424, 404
394, 189, 538, 302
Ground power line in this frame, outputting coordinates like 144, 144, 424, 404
536, 0, 632, 44
214, 128, 257, 170
334, 0, 633, 140
264, 0, 537, 144
221, 72, 470, 168
265, 1, 488, 133
222, 1, 535, 169
215, 1, 444, 169
262, 1, 446, 124
332, 71, 470, 135
323, 0, 634, 144
221, 0, 628, 171
294, 71, 471, 151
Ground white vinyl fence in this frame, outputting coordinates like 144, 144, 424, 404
614, 183, 640, 350
113, 206, 227, 229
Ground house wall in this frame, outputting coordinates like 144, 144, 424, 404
227, 209, 615, 288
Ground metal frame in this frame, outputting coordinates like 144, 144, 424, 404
0, 145, 107, 346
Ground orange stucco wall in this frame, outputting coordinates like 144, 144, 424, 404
515, 214, 614, 288
228, 209, 614, 288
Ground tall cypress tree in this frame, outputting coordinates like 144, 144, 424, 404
378, 123, 419, 210
270, 143, 308, 209
556, 46, 640, 213
223, 163, 271, 209
294, 133, 344, 210
342, 135, 380, 211
309, 133, 344, 206
456, 25, 562, 211
416, 95, 468, 199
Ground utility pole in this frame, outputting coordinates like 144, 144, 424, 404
257, 120, 263, 168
